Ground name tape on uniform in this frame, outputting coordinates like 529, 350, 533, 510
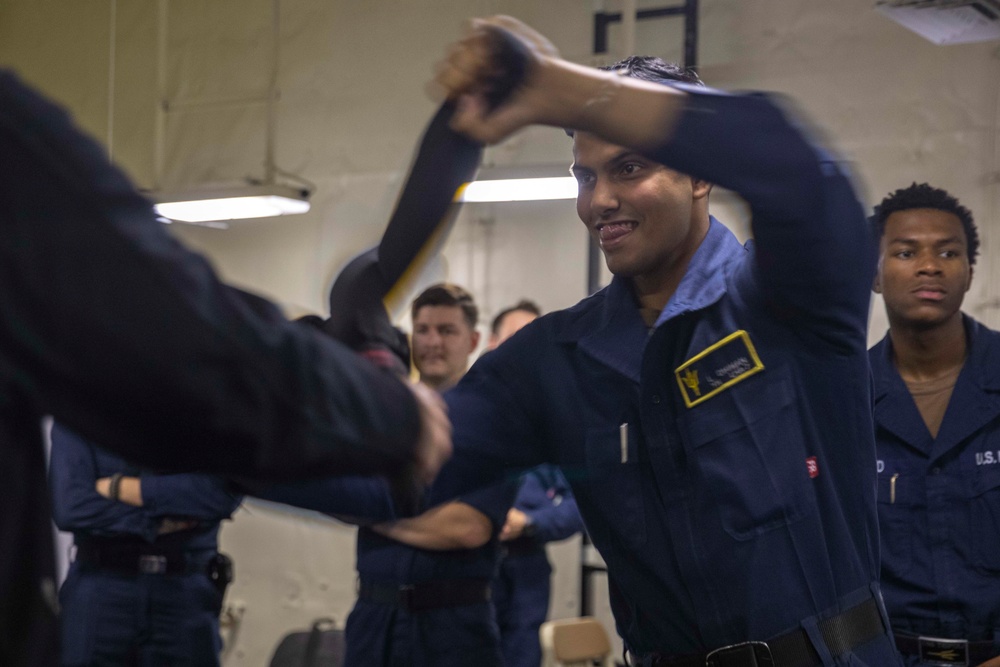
674, 330, 764, 408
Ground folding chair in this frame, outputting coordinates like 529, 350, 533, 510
540, 616, 615, 667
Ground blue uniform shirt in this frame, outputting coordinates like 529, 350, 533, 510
353, 479, 515, 585
49, 422, 242, 550
872, 315, 1000, 645
346, 477, 517, 667
440, 88, 897, 664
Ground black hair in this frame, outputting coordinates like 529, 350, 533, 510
490, 299, 542, 335
600, 55, 704, 86
871, 183, 979, 266
565, 56, 704, 138
411, 283, 478, 330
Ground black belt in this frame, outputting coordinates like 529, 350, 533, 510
630, 597, 886, 667
502, 538, 544, 558
357, 578, 491, 613
75, 541, 207, 576
895, 633, 997, 666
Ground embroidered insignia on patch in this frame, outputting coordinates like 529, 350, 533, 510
806, 456, 819, 478
674, 330, 764, 408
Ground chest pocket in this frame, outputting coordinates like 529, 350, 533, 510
876, 465, 921, 578
682, 371, 810, 541
584, 426, 646, 549
966, 464, 1000, 573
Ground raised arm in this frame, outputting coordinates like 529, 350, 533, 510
0, 71, 450, 485
436, 17, 871, 337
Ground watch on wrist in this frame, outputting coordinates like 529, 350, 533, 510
108, 472, 124, 501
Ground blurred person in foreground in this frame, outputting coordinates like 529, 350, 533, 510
0, 70, 450, 666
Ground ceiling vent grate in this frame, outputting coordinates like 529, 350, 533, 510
876, 0, 1000, 43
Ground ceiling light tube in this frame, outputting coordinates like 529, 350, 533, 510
458, 176, 578, 203
151, 184, 311, 223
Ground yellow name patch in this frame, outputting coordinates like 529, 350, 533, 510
674, 330, 764, 408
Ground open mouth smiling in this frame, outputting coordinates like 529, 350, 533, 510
596, 221, 637, 247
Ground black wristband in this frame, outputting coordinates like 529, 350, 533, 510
108, 472, 124, 501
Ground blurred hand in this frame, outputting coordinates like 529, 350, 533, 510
432, 15, 560, 144
409, 381, 453, 485
499, 507, 529, 541
975, 657, 1000, 667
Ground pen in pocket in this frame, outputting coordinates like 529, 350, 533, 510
620, 423, 628, 463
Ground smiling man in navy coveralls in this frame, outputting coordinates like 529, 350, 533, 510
870, 183, 1000, 667
431, 16, 901, 667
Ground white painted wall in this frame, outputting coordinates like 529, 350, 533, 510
4, 0, 998, 663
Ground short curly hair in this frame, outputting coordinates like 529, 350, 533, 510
871, 183, 979, 266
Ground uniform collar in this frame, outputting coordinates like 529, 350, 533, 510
872, 314, 1000, 457
560, 217, 744, 382
870, 335, 933, 453
932, 314, 1000, 456
654, 216, 745, 327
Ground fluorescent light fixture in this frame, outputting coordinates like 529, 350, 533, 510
458, 176, 577, 203
151, 184, 311, 223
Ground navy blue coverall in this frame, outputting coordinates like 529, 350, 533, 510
872, 315, 1000, 665
0, 71, 423, 667
49, 422, 243, 666
344, 480, 515, 667
493, 465, 583, 667
256, 472, 516, 666
438, 87, 901, 665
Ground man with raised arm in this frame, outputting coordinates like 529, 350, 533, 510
431, 16, 900, 667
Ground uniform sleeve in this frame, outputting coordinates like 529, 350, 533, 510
649, 87, 873, 342
48, 423, 158, 541
0, 71, 420, 483
433, 335, 551, 501
521, 469, 584, 544
455, 480, 519, 530
253, 475, 399, 522
139, 474, 242, 521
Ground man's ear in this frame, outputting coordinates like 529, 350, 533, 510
872, 251, 884, 294
692, 178, 712, 200
470, 330, 481, 352
966, 265, 974, 293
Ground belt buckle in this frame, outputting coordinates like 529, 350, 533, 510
138, 555, 168, 575
918, 636, 969, 666
706, 641, 774, 667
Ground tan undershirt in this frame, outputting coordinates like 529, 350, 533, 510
639, 307, 660, 329
903, 364, 963, 439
